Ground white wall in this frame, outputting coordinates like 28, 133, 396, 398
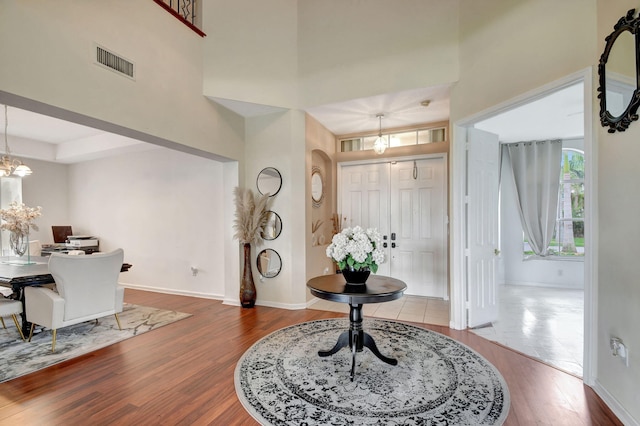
500, 139, 585, 289
67, 148, 227, 299
21, 159, 69, 244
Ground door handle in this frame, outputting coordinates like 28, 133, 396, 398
383, 242, 388, 248
391, 242, 396, 248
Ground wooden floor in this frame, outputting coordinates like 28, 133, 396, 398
0, 289, 622, 425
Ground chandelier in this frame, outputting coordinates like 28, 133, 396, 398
373, 113, 387, 155
1, 105, 32, 177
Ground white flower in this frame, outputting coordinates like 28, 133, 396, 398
0, 202, 42, 235
326, 225, 385, 273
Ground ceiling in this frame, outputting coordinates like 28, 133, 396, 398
304, 85, 452, 136
0, 104, 156, 164
1, 82, 583, 164
474, 82, 584, 142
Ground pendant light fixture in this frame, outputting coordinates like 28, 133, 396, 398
1, 105, 32, 177
373, 113, 387, 155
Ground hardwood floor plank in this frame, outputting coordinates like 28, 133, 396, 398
0, 289, 622, 425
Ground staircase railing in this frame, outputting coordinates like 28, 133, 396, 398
153, 0, 205, 37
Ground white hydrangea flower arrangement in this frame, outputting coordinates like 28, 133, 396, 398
326, 226, 385, 273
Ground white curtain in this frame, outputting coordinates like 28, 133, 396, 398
504, 140, 562, 256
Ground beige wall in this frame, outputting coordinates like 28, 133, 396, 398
202, 0, 299, 109
3, 1, 640, 421
452, 0, 638, 422
202, 0, 460, 110
596, 1, 640, 420
244, 110, 307, 308
305, 114, 337, 294
0, 0, 245, 162
297, 0, 459, 107
453, 0, 597, 120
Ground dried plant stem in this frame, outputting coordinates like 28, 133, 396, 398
233, 187, 270, 245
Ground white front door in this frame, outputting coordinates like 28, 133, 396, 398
340, 156, 447, 298
389, 158, 447, 298
466, 128, 500, 328
340, 162, 390, 236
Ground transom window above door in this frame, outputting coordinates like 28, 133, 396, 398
339, 126, 446, 153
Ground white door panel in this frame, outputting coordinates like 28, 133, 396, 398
341, 163, 390, 276
390, 158, 446, 298
467, 128, 500, 327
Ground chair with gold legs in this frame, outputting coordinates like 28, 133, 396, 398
25, 248, 125, 352
0, 298, 26, 341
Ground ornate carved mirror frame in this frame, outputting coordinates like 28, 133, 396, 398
598, 9, 640, 133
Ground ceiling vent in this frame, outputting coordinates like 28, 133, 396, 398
94, 45, 135, 80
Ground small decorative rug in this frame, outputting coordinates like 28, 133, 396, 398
235, 318, 510, 425
0, 303, 191, 383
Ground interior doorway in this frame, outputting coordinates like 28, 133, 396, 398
451, 70, 594, 383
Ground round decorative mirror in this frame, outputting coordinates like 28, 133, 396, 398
311, 166, 324, 208
261, 211, 282, 240
256, 249, 282, 278
257, 167, 282, 197
598, 9, 640, 133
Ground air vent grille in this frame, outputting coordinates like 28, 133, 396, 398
95, 46, 134, 79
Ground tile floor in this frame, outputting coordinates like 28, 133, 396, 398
471, 284, 584, 377
308, 295, 450, 327
308, 284, 584, 377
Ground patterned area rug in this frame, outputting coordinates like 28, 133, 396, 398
235, 318, 510, 425
0, 303, 191, 383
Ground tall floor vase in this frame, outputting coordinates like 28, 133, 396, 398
240, 243, 256, 308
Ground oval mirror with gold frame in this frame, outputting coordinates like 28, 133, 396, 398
598, 9, 640, 133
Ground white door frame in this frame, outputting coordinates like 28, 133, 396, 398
450, 68, 596, 386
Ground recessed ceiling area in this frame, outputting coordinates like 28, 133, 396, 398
0, 103, 157, 164
1, 82, 584, 164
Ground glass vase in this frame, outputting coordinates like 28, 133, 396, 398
9, 231, 28, 257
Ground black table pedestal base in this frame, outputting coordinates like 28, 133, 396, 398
318, 302, 397, 381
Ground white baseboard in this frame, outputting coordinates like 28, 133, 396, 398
121, 283, 224, 301
592, 379, 639, 426
122, 284, 308, 310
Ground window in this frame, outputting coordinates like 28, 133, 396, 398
339, 126, 446, 153
524, 149, 584, 258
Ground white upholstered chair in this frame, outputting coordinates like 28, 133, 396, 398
25, 248, 125, 352
0, 298, 26, 341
